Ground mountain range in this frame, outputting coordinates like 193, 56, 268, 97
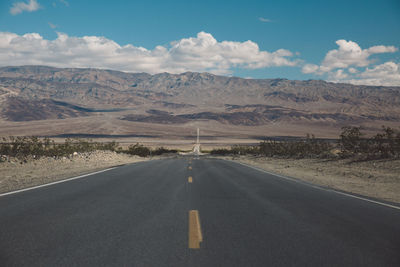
1, 65, 399, 139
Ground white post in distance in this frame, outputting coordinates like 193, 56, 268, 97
194, 128, 201, 155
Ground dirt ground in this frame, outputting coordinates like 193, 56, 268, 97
217, 155, 400, 204
0, 151, 149, 194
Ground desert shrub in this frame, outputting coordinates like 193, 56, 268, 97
127, 143, 151, 157
368, 126, 400, 158
0, 137, 120, 159
210, 145, 258, 155
259, 134, 333, 158
0, 136, 46, 159
338, 126, 365, 157
338, 125, 400, 159
91, 141, 119, 152
230, 145, 259, 155
0, 136, 155, 159
0, 137, 11, 156
210, 148, 232, 155
152, 147, 178, 155
210, 134, 332, 158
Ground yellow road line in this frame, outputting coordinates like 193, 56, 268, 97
188, 166, 192, 170
189, 210, 203, 249
188, 176, 193, 183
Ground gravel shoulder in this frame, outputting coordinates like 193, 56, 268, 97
0, 151, 150, 194
215, 155, 400, 204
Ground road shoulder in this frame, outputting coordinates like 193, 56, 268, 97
211, 155, 400, 204
0, 151, 149, 194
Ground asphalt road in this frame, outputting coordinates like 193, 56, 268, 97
1, 157, 399, 266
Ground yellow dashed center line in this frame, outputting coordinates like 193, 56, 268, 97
189, 210, 203, 249
188, 176, 193, 183
188, 166, 192, 170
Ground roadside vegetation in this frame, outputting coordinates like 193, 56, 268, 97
124, 143, 178, 157
211, 126, 400, 160
1, 126, 399, 162
0, 137, 177, 161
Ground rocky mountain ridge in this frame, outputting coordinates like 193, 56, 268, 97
0, 65, 399, 136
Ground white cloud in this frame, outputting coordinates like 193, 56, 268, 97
302, 64, 319, 74
331, 69, 348, 80
302, 40, 397, 74
302, 39, 399, 86
337, 62, 400, 86
0, 31, 298, 75
259, 17, 271, 23
10, 0, 41, 15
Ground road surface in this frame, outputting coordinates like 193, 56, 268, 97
1, 157, 399, 266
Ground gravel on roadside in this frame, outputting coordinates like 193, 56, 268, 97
217, 155, 400, 204
0, 150, 149, 194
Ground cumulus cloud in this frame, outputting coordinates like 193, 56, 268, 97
10, 0, 41, 15
336, 62, 400, 86
330, 69, 348, 80
302, 64, 319, 74
0, 31, 298, 75
302, 39, 399, 86
302, 40, 397, 74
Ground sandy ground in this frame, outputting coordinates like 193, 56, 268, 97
0, 151, 149, 194
217, 155, 400, 204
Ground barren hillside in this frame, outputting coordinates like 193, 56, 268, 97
1, 65, 399, 139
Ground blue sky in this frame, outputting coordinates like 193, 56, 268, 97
0, 0, 399, 85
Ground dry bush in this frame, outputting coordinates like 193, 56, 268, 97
211, 134, 333, 158
339, 126, 400, 159
0, 137, 119, 160
259, 134, 333, 158
152, 147, 178, 155
126, 143, 151, 157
